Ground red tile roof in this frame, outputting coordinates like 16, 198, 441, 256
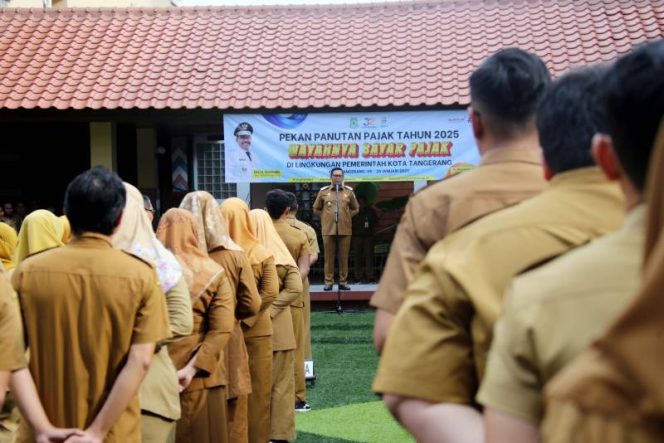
0, 1, 662, 110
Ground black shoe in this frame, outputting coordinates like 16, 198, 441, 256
323, 284, 333, 291
339, 284, 351, 290
295, 401, 312, 412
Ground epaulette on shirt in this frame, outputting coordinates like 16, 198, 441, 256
344, 185, 353, 191
320, 185, 330, 190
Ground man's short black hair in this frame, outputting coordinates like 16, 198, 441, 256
265, 189, 290, 220
285, 192, 298, 211
64, 166, 126, 236
470, 48, 551, 137
537, 67, 606, 174
602, 40, 664, 192
330, 167, 343, 176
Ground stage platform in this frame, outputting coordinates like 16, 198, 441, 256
310, 283, 377, 302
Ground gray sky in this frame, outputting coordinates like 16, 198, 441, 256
178, 0, 411, 5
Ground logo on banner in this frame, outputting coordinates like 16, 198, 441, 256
362, 117, 376, 128
262, 114, 308, 129
350, 117, 358, 129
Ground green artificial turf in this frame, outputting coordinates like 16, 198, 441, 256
293, 310, 413, 442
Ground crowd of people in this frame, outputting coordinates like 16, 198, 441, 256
0, 39, 661, 443
372, 41, 664, 442
0, 177, 319, 442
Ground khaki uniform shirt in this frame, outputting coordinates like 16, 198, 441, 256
273, 219, 311, 308
244, 256, 278, 338
285, 215, 320, 255
168, 273, 234, 391
478, 205, 646, 423
12, 233, 170, 443
209, 249, 261, 321
371, 146, 546, 314
140, 276, 193, 421
373, 168, 625, 405
313, 185, 360, 236
271, 265, 302, 351
0, 274, 25, 372
208, 249, 260, 396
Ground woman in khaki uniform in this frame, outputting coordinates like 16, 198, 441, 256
180, 191, 260, 442
0, 223, 22, 443
157, 209, 235, 443
112, 183, 192, 443
3, 211, 66, 443
221, 198, 278, 443
250, 209, 302, 443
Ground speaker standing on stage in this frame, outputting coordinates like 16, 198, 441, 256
313, 168, 359, 291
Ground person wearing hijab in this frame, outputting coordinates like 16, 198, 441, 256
112, 183, 193, 443
0, 224, 17, 273
220, 198, 278, 443
542, 43, 664, 443
0, 224, 23, 443
250, 209, 302, 443
180, 191, 260, 442
157, 209, 235, 443
3, 211, 65, 443
14, 210, 64, 266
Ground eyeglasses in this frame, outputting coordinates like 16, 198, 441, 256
332, 174, 343, 177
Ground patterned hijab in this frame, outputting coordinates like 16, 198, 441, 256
14, 210, 64, 265
249, 209, 297, 268
112, 183, 182, 293
220, 198, 272, 265
179, 191, 242, 252
157, 208, 224, 300
0, 223, 17, 271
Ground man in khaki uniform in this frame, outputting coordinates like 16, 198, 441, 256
313, 168, 359, 290
285, 191, 319, 411
371, 48, 551, 354
11, 167, 170, 443
373, 67, 626, 442
266, 190, 312, 414
482, 44, 664, 443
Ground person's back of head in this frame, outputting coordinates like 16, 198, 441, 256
537, 67, 606, 176
602, 40, 664, 193
265, 189, 290, 220
285, 192, 298, 212
64, 166, 126, 236
470, 47, 551, 141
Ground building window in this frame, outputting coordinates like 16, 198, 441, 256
193, 137, 236, 199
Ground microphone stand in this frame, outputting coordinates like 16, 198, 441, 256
334, 183, 342, 314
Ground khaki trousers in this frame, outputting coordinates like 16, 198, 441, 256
302, 277, 312, 360
270, 350, 295, 441
177, 387, 228, 443
323, 235, 351, 285
291, 306, 306, 403
228, 395, 248, 443
141, 412, 176, 443
245, 336, 272, 443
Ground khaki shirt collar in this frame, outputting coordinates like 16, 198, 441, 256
547, 166, 607, 189
69, 232, 113, 248
480, 145, 542, 167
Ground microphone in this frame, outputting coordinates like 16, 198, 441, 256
335, 183, 340, 192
